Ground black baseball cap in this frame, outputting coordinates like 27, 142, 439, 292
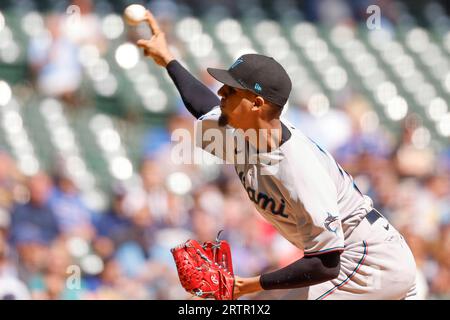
207, 54, 292, 107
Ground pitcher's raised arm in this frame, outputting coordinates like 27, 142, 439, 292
136, 10, 220, 118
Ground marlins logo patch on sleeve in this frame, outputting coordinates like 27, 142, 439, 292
324, 213, 340, 233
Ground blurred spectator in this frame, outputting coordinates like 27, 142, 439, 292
6, 173, 61, 299
63, 0, 106, 49
92, 258, 127, 299
49, 172, 95, 240
394, 120, 436, 178
124, 157, 188, 230
28, 14, 82, 101
429, 224, 450, 299
0, 151, 25, 211
286, 102, 353, 153
95, 184, 134, 248
0, 234, 31, 300
9, 172, 59, 246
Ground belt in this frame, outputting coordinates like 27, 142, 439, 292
364, 209, 384, 225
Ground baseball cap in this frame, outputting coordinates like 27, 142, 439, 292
207, 54, 292, 107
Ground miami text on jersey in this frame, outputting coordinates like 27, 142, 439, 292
238, 171, 288, 218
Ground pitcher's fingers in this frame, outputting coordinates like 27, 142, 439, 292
143, 48, 152, 57
145, 10, 161, 35
136, 39, 150, 48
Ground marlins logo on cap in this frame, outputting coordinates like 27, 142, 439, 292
207, 54, 292, 107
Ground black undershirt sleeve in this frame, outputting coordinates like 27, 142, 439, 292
166, 60, 220, 119
259, 251, 341, 290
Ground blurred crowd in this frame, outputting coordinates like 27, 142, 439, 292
0, 97, 449, 300
0, 0, 449, 300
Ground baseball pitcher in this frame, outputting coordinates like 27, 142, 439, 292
136, 10, 417, 300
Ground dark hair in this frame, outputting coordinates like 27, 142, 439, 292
267, 101, 284, 117
270, 102, 283, 109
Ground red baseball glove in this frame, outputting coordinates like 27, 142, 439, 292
171, 232, 235, 300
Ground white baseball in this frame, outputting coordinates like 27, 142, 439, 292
124, 4, 147, 26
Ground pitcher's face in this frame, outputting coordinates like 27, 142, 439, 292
217, 85, 258, 129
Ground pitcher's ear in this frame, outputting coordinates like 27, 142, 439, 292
254, 96, 265, 107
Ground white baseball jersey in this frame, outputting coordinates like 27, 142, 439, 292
196, 107, 418, 300
196, 107, 373, 256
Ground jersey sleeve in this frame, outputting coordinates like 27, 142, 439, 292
194, 107, 236, 163
288, 143, 345, 256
